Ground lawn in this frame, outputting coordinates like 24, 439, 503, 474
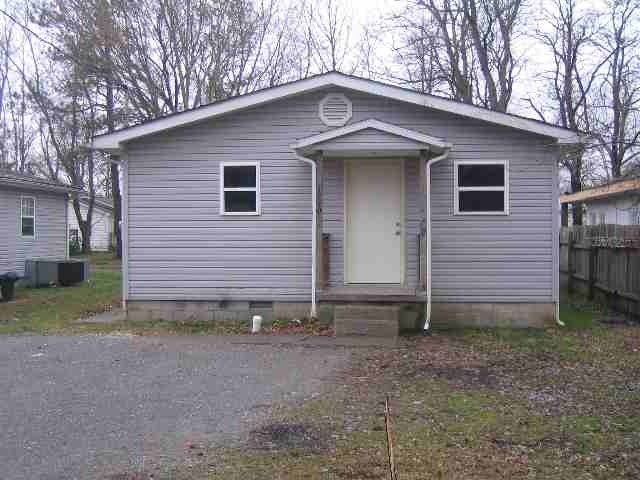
0, 252, 121, 334
172, 298, 640, 480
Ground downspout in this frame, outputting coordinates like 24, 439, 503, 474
424, 148, 451, 331
295, 154, 318, 319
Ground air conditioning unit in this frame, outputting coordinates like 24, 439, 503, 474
24, 258, 89, 287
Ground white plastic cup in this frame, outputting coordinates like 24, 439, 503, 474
252, 315, 263, 333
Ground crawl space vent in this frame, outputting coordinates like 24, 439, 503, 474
319, 93, 352, 127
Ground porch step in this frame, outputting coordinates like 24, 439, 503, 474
334, 304, 400, 338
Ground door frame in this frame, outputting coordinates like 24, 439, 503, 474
343, 158, 406, 285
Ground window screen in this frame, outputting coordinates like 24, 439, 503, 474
455, 162, 507, 214
21, 196, 35, 236
221, 163, 260, 214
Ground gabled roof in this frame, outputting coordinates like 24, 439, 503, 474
92, 72, 581, 152
291, 119, 452, 155
72, 193, 113, 212
560, 177, 640, 204
0, 170, 79, 195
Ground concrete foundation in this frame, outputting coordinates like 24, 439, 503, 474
125, 300, 553, 329
430, 302, 554, 328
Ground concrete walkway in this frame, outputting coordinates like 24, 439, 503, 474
74, 308, 125, 324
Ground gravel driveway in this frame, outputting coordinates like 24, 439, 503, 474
0, 334, 351, 480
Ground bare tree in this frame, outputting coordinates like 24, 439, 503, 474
0, 9, 13, 169
460, 0, 523, 112
8, 20, 100, 252
591, 0, 640, 178
528, 0, 605, 223
394, 1, 475, 100
393, 0, 523, 111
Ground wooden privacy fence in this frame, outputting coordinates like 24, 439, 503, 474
560, 225, 640, 318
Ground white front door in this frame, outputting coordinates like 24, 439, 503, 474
345, 159, 403, 284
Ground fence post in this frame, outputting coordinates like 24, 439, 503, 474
588, 243, 598, 300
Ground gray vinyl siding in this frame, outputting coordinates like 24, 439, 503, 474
68, 201, 112, 251
124, 87, 558, 303
0, 187, 68, 275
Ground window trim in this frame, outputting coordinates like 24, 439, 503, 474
20, 195, 36, 238
453, 160, 509, 216
219, 161, 261, 216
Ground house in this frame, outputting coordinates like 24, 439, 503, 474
560, 177, 640, 226
0, 171, 76, 276
68, 195, 113, 251
91, 72, 580, 332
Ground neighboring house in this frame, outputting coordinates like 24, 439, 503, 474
560, 177, 640, 226
0, 171, 76, 276
68, 195, 113, 251
91, 72, 580, 331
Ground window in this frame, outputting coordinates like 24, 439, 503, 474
69, 228, 79, 244
21, 196, 35, 237
629, 207, 640, 225
599, 212, 606, 225
220, 162, 260, 215
454, 161, 508, 215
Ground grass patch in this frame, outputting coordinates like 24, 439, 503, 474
560, 292, 595, 328
73, 251, 122, 271
0, 253, 128, 334
0, 268, 121, 334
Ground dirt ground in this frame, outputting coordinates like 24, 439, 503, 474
181, 324, 640, 480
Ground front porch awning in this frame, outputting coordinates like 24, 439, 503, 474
290, 119, 452, 157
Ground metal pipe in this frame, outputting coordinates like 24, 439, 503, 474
556, 302, 565, 326
295, 154, 318, 319
424, 148, 451, 330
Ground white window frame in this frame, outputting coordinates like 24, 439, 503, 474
220, 161, 261, 216
20, 195, 36, 237
453, 160, 509, 216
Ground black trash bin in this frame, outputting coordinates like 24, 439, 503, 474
0, 272, 20, 302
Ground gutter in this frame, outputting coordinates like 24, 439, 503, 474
423, 148, 451, 331
295, 154, 318, 319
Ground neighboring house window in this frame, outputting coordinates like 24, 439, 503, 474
629, 207, 640, 225
599, 212, 606, 225
69, 229, 79, 244
220, 162, 260, 215
21, 196, 35, 237
454, 161, 508, 215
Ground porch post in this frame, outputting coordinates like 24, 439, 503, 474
315, 151, 324, 291
419, 150, 429, 292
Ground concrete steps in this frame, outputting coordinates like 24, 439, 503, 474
334, 304, 400, 338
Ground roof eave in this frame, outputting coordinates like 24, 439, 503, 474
0, 178, 80, 194
91, 72, 581, 151
290, 119, 453, 156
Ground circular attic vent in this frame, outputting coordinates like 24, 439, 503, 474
319, 93, 352, 126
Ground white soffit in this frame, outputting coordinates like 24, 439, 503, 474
92, 72, 581, 151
